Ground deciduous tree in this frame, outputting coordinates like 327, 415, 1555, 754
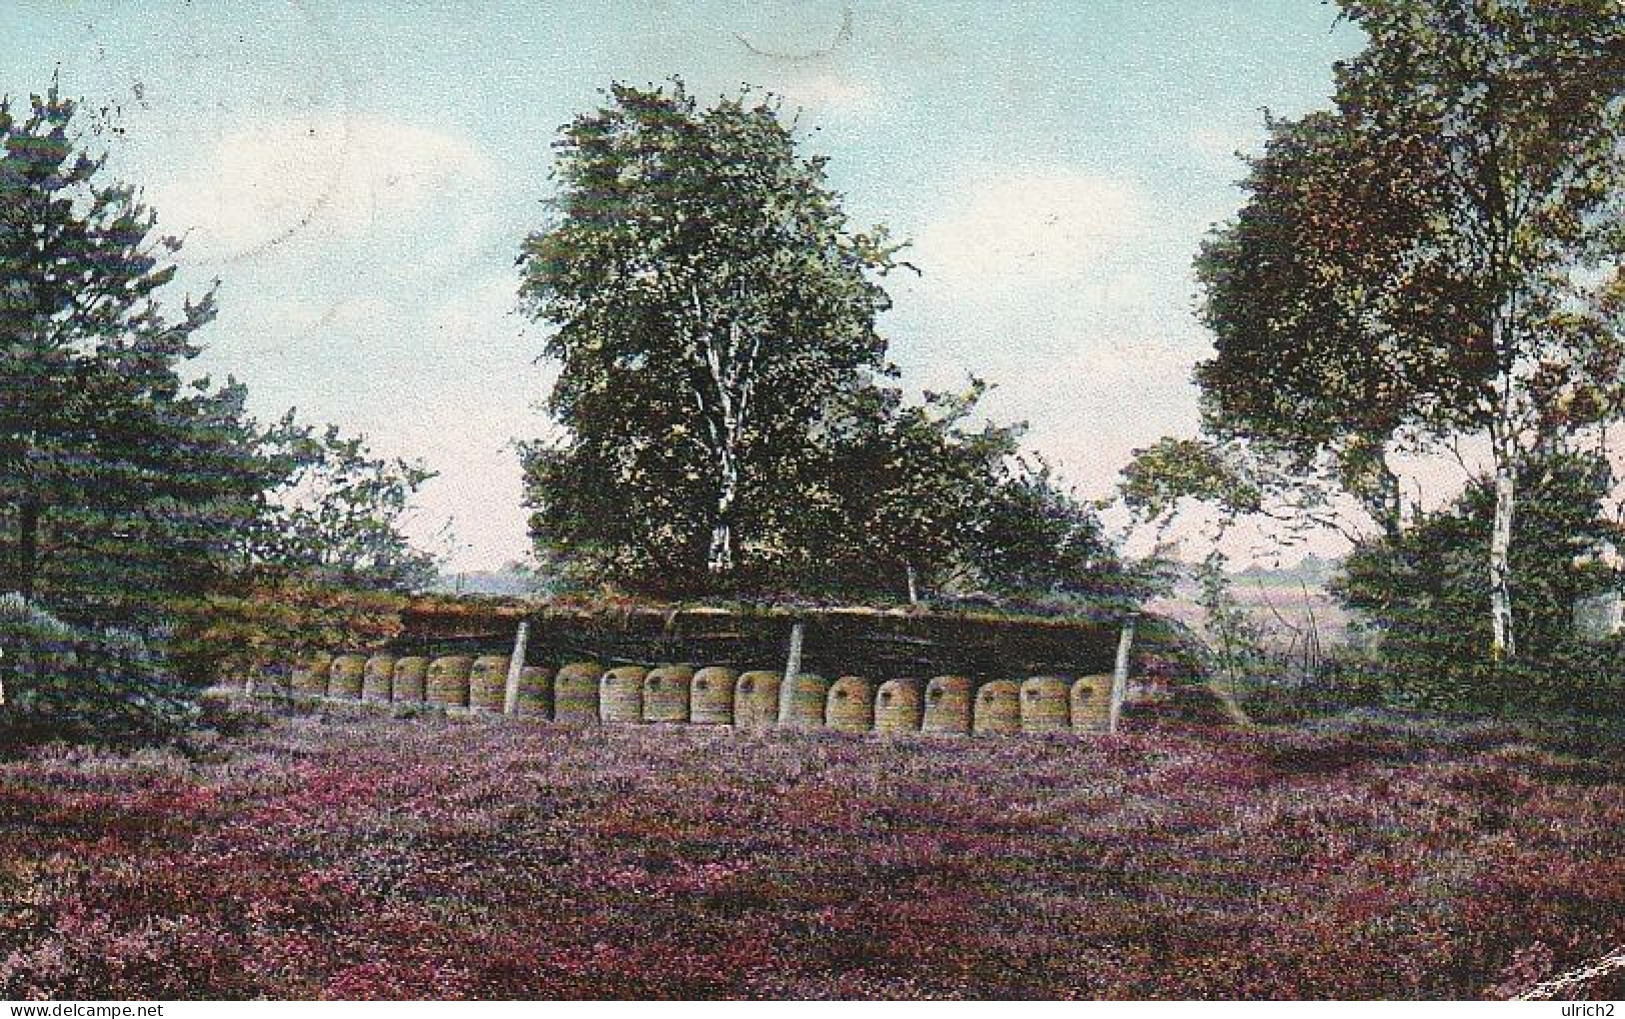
519, 81, 903, 589
1191, 0, 1625, 659
250, 416, 439, 592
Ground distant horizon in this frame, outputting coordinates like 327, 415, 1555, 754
4, 1, 1368, 572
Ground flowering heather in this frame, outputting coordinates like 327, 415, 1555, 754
1, 709, 1623, 999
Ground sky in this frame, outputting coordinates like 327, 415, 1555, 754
3, 0, 1367, 572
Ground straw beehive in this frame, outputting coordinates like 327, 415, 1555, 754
391, 657, 428, 703
689, 666, 737, 724
426, 655, 474, 708
1020, 675, 1071, 734
362, 655, 397, 703
553, 662, 602, 723
600, 665, 648, 723
826, 675, 875, 733
290, 652, 333, 697
973, 680, 1020, 735
468, 654, 510, 712
1070, 674, 1114, 733
327, 654, 367, 700
515, 665, 554, 718
784, 673, 829, 730
921, 675, 972, 735
642, 665, 694, 723
733, 670, 781, 730
875, 678, 923, 733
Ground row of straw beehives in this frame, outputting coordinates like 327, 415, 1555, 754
281, 653, 1119, 735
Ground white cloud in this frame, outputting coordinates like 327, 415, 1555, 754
428, 275, 527, 356
394, 398, 536, 573
152, 114, 497, 265
912, 167, 1144, 293
777, 72, 878, 119
1188, 124, 1260, 163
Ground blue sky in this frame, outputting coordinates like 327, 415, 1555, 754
3, 1, 1364, 570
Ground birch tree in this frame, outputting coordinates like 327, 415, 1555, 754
1195, 0, 1625, 661
519, 81, 901, 588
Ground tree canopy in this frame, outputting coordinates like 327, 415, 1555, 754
0, 84, 444, 734
0, 85, 284, 631
1173, 0, 1625, 659
519, 80, 904, 590
520, 82, 1131, 605
830, 380, 1123, 604
1335, 448, 1625, 712
249, 416, 440, 593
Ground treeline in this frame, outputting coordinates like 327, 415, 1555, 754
14, 0, 1623, 749
1, 80, 1149, 752
1124, 0, 1625, 717
517, 82, 1138, 605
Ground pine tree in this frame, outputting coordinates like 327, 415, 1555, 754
0, 85, 280, 629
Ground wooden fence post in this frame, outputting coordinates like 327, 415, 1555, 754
1109, 615, 1136, 734
777, 619, 805, 725
503, 620, 530, 715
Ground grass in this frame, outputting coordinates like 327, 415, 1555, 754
2, 706, 1623, 999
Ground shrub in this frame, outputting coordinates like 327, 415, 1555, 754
0, 594, 198, 752
1227, 650, 1388, 725
169, 578, 408, 690
1335, 450, 1625, 716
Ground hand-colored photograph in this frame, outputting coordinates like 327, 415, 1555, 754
2, 0, 1623, 1004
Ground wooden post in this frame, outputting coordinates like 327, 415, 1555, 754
777, 620, 805, 725
503, 620, 530, 715
1109, 616, 1136, 735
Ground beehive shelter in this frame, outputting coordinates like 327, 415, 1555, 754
784, 674, 829, 729
1070, 674, 1113, 733
515, 665, 554, 717
426, 655, 474, 708
468, 654, 510, 712
391, 657, 429, 703
257, 599, 1178, 740
328, 654, 367, 700
733, 671, 781, 729
973, 680, 1020, 735
875, 678, 922, 733
291, 652, 333, 696
554, 662, 602, 722
362, 655, 397, 703
600, 665, 648, 722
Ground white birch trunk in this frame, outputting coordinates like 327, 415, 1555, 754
705, 412, 739, 574
692, 288, 756, 577
708, 520, 734, 574
1489, 418, 1518, 661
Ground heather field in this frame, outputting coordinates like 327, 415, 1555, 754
3, 708, 1624, 1000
